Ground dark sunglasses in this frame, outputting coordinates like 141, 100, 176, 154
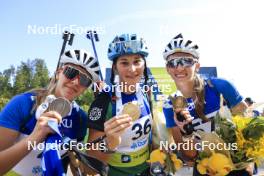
63, 66, 92, 87
166, 57, 197, 68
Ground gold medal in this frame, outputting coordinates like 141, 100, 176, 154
169, 95, 188, 110
122, 102, 141, 121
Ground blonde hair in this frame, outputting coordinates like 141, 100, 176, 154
29, 75, 57, 113
193, 74, 208, 122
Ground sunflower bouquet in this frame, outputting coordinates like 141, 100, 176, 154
197, 113, 264, 175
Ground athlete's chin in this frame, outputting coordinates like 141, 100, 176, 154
61, 91, 75, 101
126, 77, 141, 85
173, 75, 192, 83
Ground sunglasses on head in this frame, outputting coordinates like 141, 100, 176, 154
166, 57, 197, 68
63, 66, 92, 87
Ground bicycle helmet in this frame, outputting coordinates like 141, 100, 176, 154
163, 33, 199, 60
107, 34, 148, 61
60, 49, 100, 81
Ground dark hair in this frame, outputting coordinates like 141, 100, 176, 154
110, 58, 118, 85
245, 97, 254, 105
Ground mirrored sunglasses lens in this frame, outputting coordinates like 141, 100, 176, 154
63, 67, 79, 79
167, 59, 177, 68
182, 58, 195, 67
79, 74, 92, 87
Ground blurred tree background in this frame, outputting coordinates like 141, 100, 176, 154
0, 58, 94, 111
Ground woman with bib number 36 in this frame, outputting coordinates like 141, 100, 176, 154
86, 34, 153, 176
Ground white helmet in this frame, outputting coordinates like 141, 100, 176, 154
163, 33, 199, 60
60, 49, 100, 81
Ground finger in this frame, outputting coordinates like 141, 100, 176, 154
105, 122, 132, 134
105, 114, 131, 125
178, 110, 193, 122
174, 108, 184, 113
108, 127, 131, 139
38, 116, 55, 128
186, 116, 194, 123
179, 126, 186, 134
105, 122, 132, 135
69, 152, 79, 168
83, 165, 91, 176
174, 114, 186, 125
79, 162, 85, 174
174, 117, 186, 133
42, 111, 62, 123
104, 116, 132, 129
180, 109, 189, 115
105, 118, 132, 130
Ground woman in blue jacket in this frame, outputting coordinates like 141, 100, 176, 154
162, 33, 254, 176
0, 49, 100, 175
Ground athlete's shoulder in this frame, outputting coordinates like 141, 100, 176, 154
207, 77, 235, 88
2, 92, 35, 113
206, 77, 243, 108
0, 92, 36, 131
87, 89, 112, 131
12, 92, 36, 103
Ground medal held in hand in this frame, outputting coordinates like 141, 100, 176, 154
47, 97, 71, 117
169, 95, 194, 135
46, 96, 71, 136
122, 102, 141, 121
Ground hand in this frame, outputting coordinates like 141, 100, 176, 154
174, 108, 193, 134
104, 114, 133, 150
28, 111, 62, 144
69, 151, 93, 176
245, 162, 254, 176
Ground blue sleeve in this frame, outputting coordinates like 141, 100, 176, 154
210, 78, 243, 108
253, 110, 260, 117
162, 99, 176, 128
78, 109, 88, 141
0, 93, 33, 131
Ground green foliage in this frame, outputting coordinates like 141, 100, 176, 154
0, 97, 10, 111
215, 113, 237, 144
242, 117, 264, 140
13, 60, 33, 94
0, 58, 50, 108
0, 66, 15, 98
31, 59, 50, 89
12, 59, 50, 94
199, 151, 211, 160
75, 89, 95, 112
0, 58, 94, 111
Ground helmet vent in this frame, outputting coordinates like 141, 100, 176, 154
179, 39, 183, 47
185, 40, 192, 47
75, 50, 80, 61
119, 37, 125, 41
90, 61, 99, 68
131, 36, 136, 40
65, 51, 72, 58
83, 53, 87, 63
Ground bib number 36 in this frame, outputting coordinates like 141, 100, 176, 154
132, 119, 151, 140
